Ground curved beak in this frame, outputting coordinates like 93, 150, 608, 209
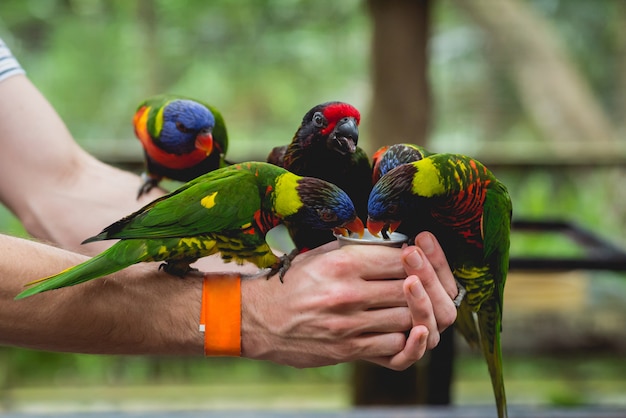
333, 216, 364, 238
367, 218, 401, 237
195, 130, 214, 156
331, 117, 359, 155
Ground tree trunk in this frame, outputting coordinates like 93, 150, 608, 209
137, 0, 160, 93
452, 0, 618, 143
364, 0, 432, 154
615, 0, 626, 136
353, 0, 455, 406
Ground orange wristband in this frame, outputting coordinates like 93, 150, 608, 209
199, 273, 241, 356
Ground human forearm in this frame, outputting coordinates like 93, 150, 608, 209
1, 234, 203, 355
0, 75, 163, 254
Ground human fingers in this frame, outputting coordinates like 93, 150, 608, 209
330, 245, 407, 280
302, 246, 408, 310
415, 232, 458, 300
403, 241, 457, 334
338, 306, 412, 334
365, 325, 429, 371
403, 274, 440, 349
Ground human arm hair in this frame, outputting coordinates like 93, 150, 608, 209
1, 234, 204, 354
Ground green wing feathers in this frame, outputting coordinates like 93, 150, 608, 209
86, 169, 260, 242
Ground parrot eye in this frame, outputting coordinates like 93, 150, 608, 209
312, 112, 326, 128
319, 208, 338, 222
176, 121, 194, 134
387, 204, 399, 215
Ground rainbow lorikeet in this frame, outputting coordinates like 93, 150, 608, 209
371, 143, 434, 184
267, 101, 371, 251
133, 94, 229, 198
15, 162, 364, 299
370, 143, 434, 240
366, 153, 511, 418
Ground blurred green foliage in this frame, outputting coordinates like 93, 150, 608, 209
1, 0, 626, 405
0, 0, 370, 159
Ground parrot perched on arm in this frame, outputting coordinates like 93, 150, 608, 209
133, 94, 229, 198
15, 162, 364, 299
267, 101, 372, 251
366, 153, 511, 418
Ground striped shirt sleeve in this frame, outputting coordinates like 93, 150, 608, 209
0, 38, 26, 83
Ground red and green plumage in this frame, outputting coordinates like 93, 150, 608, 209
367, 153, 511, 418
133, 94, 229, 198
267, 101, 371, 251
15, 162, 364, 299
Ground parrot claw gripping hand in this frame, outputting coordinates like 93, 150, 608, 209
267, 101, 372, 251
267, 248, 300, 283
133, 94, 229, 198
367, 153, 512, 418
15, 162, 364, 299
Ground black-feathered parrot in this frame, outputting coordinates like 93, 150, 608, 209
16, 162, 364, 299
267, 101, 371, 251
133, 94, 229, 198
367, 153, 511, 418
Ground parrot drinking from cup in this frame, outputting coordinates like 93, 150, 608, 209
367, 153, 511, 418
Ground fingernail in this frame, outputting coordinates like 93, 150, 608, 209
405, 249, 423, 269
419, 330, 429, 346
409, 279, 424, 298
417, 233, 434, 255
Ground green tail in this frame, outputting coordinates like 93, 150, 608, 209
454, 300, 480, 349
477, 306, 507, 418
15, 241, 148, 300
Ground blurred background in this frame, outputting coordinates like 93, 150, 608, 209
1, 0, 626, 413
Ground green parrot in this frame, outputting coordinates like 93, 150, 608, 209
366, 153, 511, 418
15, 162, 364, 300
133, 94, 229, 198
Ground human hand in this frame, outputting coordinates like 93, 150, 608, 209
240, 241, 413, 368
360, 231, 457, 370
239, 233, 457, 370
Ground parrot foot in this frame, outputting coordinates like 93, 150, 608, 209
137, 172, 160, 200
159, 261, 196, 277
453, 280, 467, 308
267, 249, 299, 283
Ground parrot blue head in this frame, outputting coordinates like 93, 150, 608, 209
367, 164, 417, 237
372, 143, 430, 184
157, 100, 216, 155
289, 177, 364, 236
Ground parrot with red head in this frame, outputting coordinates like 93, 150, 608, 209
268, 101, 371, 251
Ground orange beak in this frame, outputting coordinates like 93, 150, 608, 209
333, 217, 364, 238
367, 218, 401, 237
195, 132, 214, 156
